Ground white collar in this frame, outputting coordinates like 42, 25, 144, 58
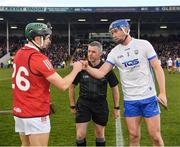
25, 44, 40, 51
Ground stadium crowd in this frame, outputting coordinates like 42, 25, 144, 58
0, 35, 180, 69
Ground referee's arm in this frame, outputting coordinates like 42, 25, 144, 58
111, 85, 120, 118
68, 84, 76, 114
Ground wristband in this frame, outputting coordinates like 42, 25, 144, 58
114, 106, 120, 110
70, 106, 76, 109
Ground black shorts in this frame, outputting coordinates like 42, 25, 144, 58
75, 99, 109, 126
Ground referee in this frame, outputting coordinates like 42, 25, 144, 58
69, 41, 120, 146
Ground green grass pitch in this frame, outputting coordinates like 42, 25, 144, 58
0, 67, 180, 146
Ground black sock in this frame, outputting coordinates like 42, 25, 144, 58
76, 138, 86, 146
96, 138, 105, 146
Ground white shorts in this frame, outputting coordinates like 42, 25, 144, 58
14, 116, 51, 135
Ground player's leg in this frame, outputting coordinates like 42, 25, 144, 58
14, 117, 30, 146
29, 133, 49, 146
19, 133, 30, 146
125, 117, 142, 146
171, 66, 175, 74
124, 100, 142, 146
75, 102, 91, 146
145, 115, 164, 146
94, 123, 106, 146
142, 96, 164, 146
25, 116, 50, 146
92, 101, 109, 146
76, 122, 88, 146
169, 66, 172, 74
167, 66, 171, 73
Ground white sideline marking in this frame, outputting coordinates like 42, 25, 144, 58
0, 110, 12, 114
115, 117, 124, 146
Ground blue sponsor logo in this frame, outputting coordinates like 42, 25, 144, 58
122, 59, 139, 67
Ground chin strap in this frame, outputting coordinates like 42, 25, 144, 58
40, 36, 44, 47
122, 34, 128, 43
121, 27, 130, 36
30, 36, 44, 51
121, 27, 130, 43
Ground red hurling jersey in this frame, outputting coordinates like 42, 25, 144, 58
12, 45, 55, 118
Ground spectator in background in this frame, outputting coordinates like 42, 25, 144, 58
175, 57, 180, 73
0, 62, 4, 68
167, 57, 173, 74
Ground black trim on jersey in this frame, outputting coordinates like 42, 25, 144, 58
28, 52, 42, 77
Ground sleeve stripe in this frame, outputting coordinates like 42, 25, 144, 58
46, 60, 53, 69
43, 60, 52, 70
106, 60, 115, 66
148, 55, 157, 61
43, 60, 50, 70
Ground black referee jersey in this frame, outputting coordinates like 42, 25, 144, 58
73, 60, 119, 102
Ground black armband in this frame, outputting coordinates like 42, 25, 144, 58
70, 106, 76, 109
114, 106, 120, 110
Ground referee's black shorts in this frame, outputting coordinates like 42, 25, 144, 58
75, 99, 109, 126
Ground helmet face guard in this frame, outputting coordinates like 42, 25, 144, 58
25, 22, 52, 41
109, 19, 130, 35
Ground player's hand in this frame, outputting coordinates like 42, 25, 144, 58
113, 109, 120, 119
70, 108, 76, 115
158, 93, 168, 110
49, 103, 56, 115
72, 61, 83, 72
80, 60, 88, 70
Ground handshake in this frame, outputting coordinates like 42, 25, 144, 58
72, 60, 89, 72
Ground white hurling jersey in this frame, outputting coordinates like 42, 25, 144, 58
106, 38, 157, 101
